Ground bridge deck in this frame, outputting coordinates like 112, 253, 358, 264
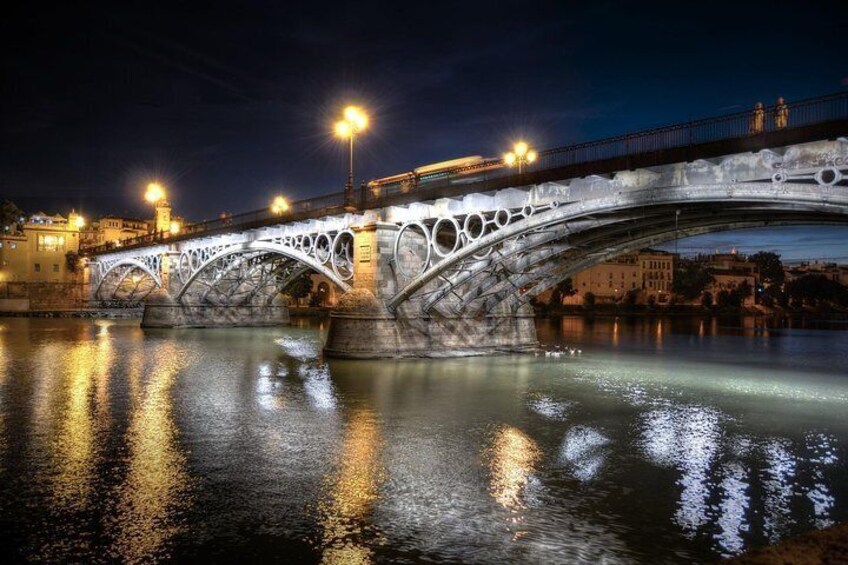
85, 92, 848, 256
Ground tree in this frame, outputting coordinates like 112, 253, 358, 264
0, 200, 24, 234
736, 280, 753, 304
285, 271, 313, 300
672, 258, 714, 300
749, 251, 785, 286
716, 289, 742, 309
701, 291, 713, 308
65, 251, 81, 274
550, 278, 576, 306
785, 274, 848, 308
583, 292, 596, 309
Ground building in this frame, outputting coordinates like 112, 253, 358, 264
78, 201, 186, 250
0, 211, 85, 283
554, 249, 676, 305
702, 251, 758, 306
95, 216, 151, 246
784, 261, 843, 283
638, 249, 675, 302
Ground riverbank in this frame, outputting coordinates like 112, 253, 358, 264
535, 303, 848, 319
725, 522, 848, 564
0, 308, 143, 319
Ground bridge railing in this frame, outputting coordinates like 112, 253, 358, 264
367, 91, 848, 200
84, 91, 848, 255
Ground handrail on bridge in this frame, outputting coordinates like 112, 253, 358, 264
84, 91, 848, 256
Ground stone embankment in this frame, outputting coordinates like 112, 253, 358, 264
0, 309, 143, 319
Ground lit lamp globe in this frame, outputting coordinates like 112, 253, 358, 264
271, 196, 290, 215
145, 183, 165, 204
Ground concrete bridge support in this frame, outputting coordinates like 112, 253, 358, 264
322, 223, 538, 358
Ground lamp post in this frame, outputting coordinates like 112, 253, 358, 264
503, 141, 538, 175
335, 106, 368, 208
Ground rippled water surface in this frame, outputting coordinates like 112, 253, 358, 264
0, 315, 847, 563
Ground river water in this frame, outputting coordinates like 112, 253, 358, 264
0, 315, 846, 563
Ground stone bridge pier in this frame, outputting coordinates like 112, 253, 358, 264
323, 223, 538, 358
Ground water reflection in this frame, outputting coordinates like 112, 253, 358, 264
559, 426, 610, 482
109, 343, 192, 563
0, 317, 846, 564
52, 339, 112, 509
488, 425, 540, 511
641, 405, 722, 535
316, 408, 384, 564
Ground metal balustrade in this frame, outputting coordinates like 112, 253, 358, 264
85, 91, 848, 255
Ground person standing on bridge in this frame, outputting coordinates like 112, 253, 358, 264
749, 102, 765, 134
774, 97, 789, 129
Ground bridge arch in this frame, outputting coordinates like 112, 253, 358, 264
387, 181, 848, 313
93, 258, 162, 301
175, 241, 353, 305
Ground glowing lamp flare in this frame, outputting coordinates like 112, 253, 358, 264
145, 183, 165, 203
503, 141, 538, 170
514, 141, 529, 158
169, 221, 180, 235
271, 196, 290, 215
74, 216, 85, 229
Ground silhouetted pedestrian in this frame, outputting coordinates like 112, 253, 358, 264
774, 97, 789, 129
749, 101, 765, 134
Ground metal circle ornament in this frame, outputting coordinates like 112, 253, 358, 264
431, 217, 461, 258
394, 221, 432, 279
331, 230, 355, 281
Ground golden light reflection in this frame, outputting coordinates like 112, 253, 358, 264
487, 425, 541, 511
51, 338, 113, 510
109, 345, 191, 563
31, 335, 114, 561
317, 408, 384, 564
0, 326, 7, 467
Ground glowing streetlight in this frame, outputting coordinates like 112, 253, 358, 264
334, 105, 369, 207
74, 215, 85, 229
270, 195, 290, 215
503, 141, 538, 174
144, 182, 166, 204
169, 221, 180, 235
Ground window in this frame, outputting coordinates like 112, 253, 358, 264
9, 243, 15, 249
37, 234, 65, 252
53, 264, 60, 272
34, 263, 41, 272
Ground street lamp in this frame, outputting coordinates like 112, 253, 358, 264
145, 182, 165, 205
74, 215, 85, 229
270, 195, 290, 215
335, 105, 369, 207
503, 141, 538, 175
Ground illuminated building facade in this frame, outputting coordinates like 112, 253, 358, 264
0, 211, 85, 283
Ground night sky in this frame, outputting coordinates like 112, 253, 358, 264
2, 1, 846, 260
